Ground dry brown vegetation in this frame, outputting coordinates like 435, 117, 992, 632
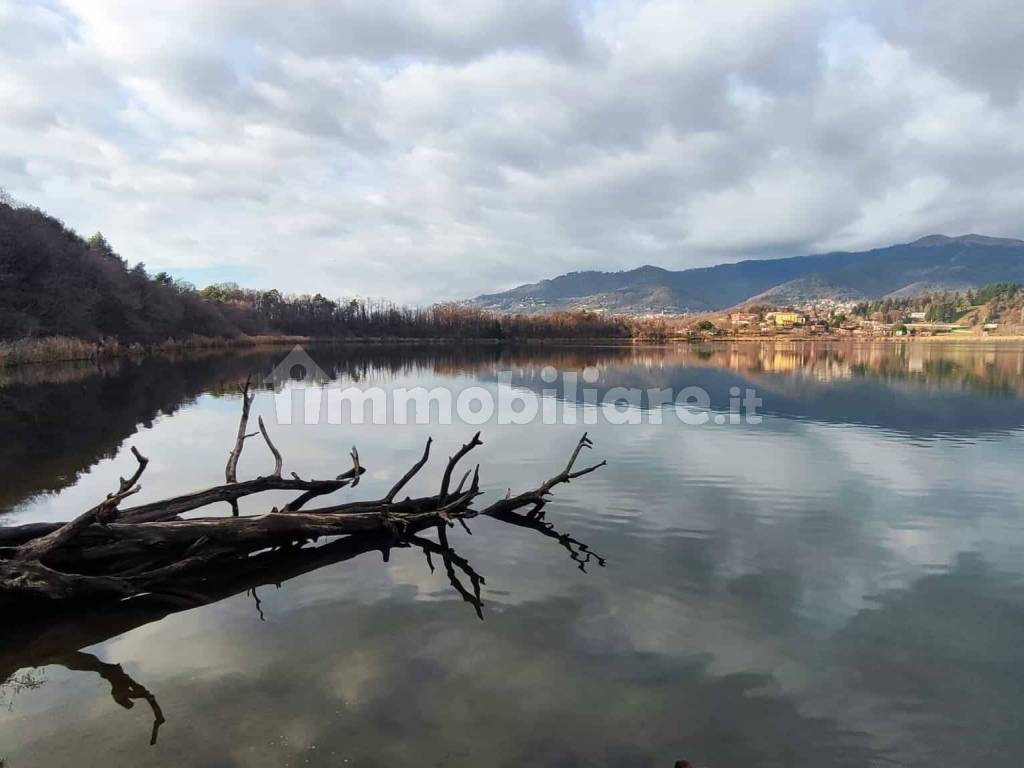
0, 334, 312, 366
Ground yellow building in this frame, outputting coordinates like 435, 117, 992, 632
773, 311, 806, 327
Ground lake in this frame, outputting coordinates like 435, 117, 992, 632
2, 341, 1024, 767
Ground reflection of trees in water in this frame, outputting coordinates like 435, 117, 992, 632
0, 343, 640, 514
307, 343, 637, 383
3, 342, 1021, 765
671, 341, 1024, 393
0, 344, 636, 513
1, 668, 45, 710
3, 341, 1023, 515
0, 354, 270, 515
48, 651, 165, 746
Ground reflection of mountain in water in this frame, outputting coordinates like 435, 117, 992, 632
490, 342, 1024, 439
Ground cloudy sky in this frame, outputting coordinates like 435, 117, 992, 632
2, 1, 1023, 302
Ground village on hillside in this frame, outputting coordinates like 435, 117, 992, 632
692, 283, 1024, 340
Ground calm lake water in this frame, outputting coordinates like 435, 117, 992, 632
3, 341, 1024, 767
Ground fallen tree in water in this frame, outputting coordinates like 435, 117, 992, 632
1, 489, 605, 744
0, 377, 605, 606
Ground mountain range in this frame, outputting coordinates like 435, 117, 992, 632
471, 235, 1024, 314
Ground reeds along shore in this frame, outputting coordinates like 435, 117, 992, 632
0, 334, 312, 367
0, 332, 613, 367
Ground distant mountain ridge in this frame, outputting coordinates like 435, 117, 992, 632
472, 235, 1024, 314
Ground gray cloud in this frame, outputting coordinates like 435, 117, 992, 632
864, 0, 1024, 104
1, 0, 1022, 302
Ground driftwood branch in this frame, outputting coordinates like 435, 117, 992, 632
385, 437, 432, 503
479, 432, 606, 518
14, 447, 149, 562
224, 376, 254, 485
0, 469, 367, 544
0, 394, 604, 607
439, 431, 482, 500
257, 416, 283, 478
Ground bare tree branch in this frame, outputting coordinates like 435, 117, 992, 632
479, 433, 605, 517
224, 376, 254, 485
384, 438, 432, 503
439, 432, 482, 500
15, 447, 149, 563
257, 416, 283, 478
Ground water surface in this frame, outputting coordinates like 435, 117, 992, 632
2, 341, 1024, 767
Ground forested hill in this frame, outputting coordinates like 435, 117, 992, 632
473, 235, 1024, 314
0, 198, 242, 341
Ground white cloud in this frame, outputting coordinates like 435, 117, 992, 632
1, 0, 1022, 301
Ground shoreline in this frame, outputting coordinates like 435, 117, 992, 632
0, 334, 631, 368
705, 334, 1024, 343
4, 331, 1024, 368
0, 335, 310, 368
696, 333, 1024, 343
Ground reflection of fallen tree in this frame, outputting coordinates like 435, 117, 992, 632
0, 378, 605, 743
0, 484, 604, 744
488, 505, 606, 573
55, 651, 166, 745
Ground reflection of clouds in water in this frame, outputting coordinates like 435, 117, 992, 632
808, 556, 1024, 767
5, 517, 1022, 766
6, 345, 1024, 766
884, 527, 964, 571
0, 580, 891, 766
18, 593, 864, 765
326, 647, 379, 709
23, 368, 1022, 641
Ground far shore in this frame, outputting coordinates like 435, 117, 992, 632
4, 331, 1024, 368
